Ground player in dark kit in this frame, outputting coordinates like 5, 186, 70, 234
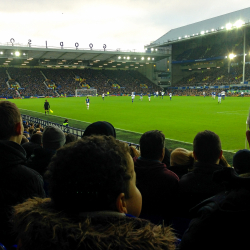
44, 99, 50, 115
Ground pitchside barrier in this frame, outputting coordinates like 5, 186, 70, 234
21, 114, 140, 149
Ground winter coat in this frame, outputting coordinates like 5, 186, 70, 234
12, 197, 177, 250
134, 157, 179, 224
0, 140, 45, 247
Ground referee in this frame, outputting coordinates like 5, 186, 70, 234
44, 99, 50, 115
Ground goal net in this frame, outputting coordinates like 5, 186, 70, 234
75, 89, 97, 97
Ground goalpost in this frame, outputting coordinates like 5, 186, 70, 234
75, 89, 97, 97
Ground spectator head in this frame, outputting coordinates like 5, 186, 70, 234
193, 130, 222, 164
65, 133, 78, 144
0, 101, 23, 144
30, 133, 42, 145
46, 135, 142, 217
170, 148, 194, 167
82, 121, 116, 138
139, 130, 165, 161
233, 149, 250, 175
42, 125, 66, 150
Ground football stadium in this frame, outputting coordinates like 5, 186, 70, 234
1, 6, 250, 249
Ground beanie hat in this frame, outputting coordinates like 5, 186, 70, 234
82, 121, 116, 138
233, 149, 250, 175
42, 125, 66, 150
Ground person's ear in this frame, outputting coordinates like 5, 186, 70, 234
15, 122, 22, 135
219, 150, 223, 159
193, 151, 198, 160
116, 193, 127, 214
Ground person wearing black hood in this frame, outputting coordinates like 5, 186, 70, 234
0, 101, 45, 248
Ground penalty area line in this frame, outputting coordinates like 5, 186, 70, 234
20, 108, 236, 153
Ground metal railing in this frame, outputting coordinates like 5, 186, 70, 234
21, 114, 140, 149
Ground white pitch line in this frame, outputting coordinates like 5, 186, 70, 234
20, 108, 237, 153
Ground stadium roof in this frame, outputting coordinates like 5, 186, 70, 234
0, 44, 169, 69
146, 7, 250, 47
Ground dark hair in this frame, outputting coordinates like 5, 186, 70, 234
139, 130, 165, 160
65, 133, 78, 144
30, 133, 42, 145
46, 135, 131, 213
193, 130, 221, 164
0, 101, 21, 140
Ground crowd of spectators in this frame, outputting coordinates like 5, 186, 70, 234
174, 35, 248, 61
0, 67, 162, 98
0, 100, 250, 249
175, 64, 250, 87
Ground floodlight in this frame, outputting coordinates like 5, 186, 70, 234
127, 56, 130, 59
201, 31, 205, 35
151, 48, 154, 51
15, 51, 20, 56
123, 57, 126, 59
234, 20, 244, 28
178, 37, 181, 39
134, 57, 136, 60
185, 35, 187, 38
226, 23, 232, 30
118, 56, 121, 59
155, 49, 158, 51
23, 53, 26, 55
0, 52, 3, 54
221, 26, 224, 29
147, 57, 150, 60
211, 29, 215, 32
152, 58, 154, 60
229, 53, 235, 59
141, 57, 144, 60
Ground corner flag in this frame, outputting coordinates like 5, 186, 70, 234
50, 109, 53, 113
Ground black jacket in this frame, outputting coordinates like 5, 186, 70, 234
0, 140, 45, 247
180, 168, 250, 250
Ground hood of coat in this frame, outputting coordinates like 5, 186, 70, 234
13, 197, 176, 250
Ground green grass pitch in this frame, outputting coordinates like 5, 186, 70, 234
9, 95, 250, 154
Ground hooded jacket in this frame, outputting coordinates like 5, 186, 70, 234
12, 198, 177, 250
0, 140, 45, 247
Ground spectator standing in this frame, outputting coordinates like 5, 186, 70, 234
0, 101, 45, 247
134, 130, 179, 224
12, 136, 176, 250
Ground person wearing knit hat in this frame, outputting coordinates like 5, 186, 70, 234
42, 125, 66, 150
82, 121, 116, 138
233, 149, 250, 176
27, 126, 66, 180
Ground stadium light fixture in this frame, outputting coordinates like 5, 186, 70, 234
15, 51, 20, 56
21, 64, 26, 66
211, 29, 215, 32
0, 52, 3, 54
23, 53, 26, 55
201, 31, 205, 35
147, 57, 150, 60
127, 56, 130, 60
155, 49, 158, 51
234, 20, 244, 28
221, 26, 224, 29
134, 57, 136, 60
152, 58, 154, 60
123, 57, 126, 59
118, 56, 121, 59
141, 57, 144, 60
226, 23, 232, 30
178, 37, 181, 39
229, 53, 236, 59
151, 48, 154, 51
